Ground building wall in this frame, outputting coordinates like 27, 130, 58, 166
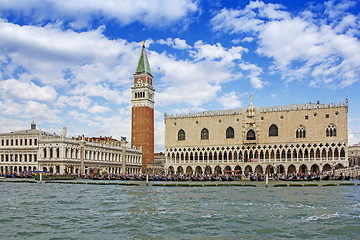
165, 103, 347, 147
164, 101, 348, 175
0, 126, 142, 175
348, 143, 360, 167
0, 129, 40, 174
132, 106, 154, 170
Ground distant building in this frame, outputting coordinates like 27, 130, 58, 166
0, 122, 142, 175
164, 98, 349, 175
151, 152, 165, 174
348, 143, 360, 167
131, 43, 155, 172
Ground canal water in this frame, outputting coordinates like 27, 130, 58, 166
0, 180, 359, 239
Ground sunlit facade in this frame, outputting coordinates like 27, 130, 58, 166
164, 98, 349, 175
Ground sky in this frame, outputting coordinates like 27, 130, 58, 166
0, 0, 360, 152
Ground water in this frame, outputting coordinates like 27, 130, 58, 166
0, 180, 359, 239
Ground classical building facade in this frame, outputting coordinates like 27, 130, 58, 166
164, 98, 349, 176
0, 122, 142, 175
131, 43, 155, 171
348, 143, 360, 167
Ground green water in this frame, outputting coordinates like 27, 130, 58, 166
0, 180, 359, 239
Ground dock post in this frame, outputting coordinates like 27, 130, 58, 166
266, 174, 268, 187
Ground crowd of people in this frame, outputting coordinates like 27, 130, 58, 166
1, 171, 357, 181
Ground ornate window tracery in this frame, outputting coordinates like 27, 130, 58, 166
296, 126, 306, 138
326, 124, 337, 137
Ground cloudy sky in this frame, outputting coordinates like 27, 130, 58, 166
0, 0, 359, 152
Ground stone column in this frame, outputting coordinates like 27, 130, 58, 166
79, 135, 86, 176
121, 137, 128, 175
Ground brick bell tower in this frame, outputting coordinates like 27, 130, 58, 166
131, 42, 155, 172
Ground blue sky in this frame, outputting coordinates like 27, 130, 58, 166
0, 0, 359, 152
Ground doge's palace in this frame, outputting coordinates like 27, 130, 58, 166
164, 98, 348, 176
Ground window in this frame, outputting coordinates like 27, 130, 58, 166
246, 130, 256, 140
326, 124, 337, 137
305, 115, 308, 120
326, 114, 329, 118
226, 127, 235, 139
178, 129, 185, 141
296, 126, 306, 138
201, 128, 209, 140
269, 124, 278, 137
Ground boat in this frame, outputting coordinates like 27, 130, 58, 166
257, 176, 265, 181
321, 175, 330, 181
250, 176, 257, 181
203, 176, 211, 181
332, 176, 343, 181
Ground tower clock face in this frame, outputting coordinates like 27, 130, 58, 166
137, 78, 142, 83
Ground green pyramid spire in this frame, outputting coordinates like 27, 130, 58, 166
135, 42, 152, 75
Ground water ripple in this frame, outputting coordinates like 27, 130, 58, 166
0, 181, 359, 239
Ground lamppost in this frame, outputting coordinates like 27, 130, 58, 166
120, 137, 128, 176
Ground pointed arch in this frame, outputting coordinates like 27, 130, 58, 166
201, 128, 209, 140
178, 129, 185, 141
246, 130, 256, 140
226, 127, 235, 139
269, 124, 278, 137
326, 124, 337, 137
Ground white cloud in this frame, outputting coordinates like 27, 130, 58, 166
0, 0, 198, 29
0, 20, 137, 88
239, 62, 264, 89
88, 104, 110, 114
0, 99, 61, 123
242, 37, 254, 42
211, 0, 360, 88
57, 95, 92, 109
158, 38, 191, 49
1, 79, 57, 101
191, 40, 246, 62
217, 92, 242, 109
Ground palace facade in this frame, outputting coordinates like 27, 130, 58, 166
164, 98, 348, 176
0, 122, 142, 175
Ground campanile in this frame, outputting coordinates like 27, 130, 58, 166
131, 42, 155, 172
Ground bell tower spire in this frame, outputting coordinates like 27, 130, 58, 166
131, 42, 155, 172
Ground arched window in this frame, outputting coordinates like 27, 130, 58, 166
246, 130, 256, 140
296, 126, 306, 138
326, 124, 337, 137
178, 129, 185, 141
269, 124, 278, 137
201, 128, 209, 140
226, 127, 234, 139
